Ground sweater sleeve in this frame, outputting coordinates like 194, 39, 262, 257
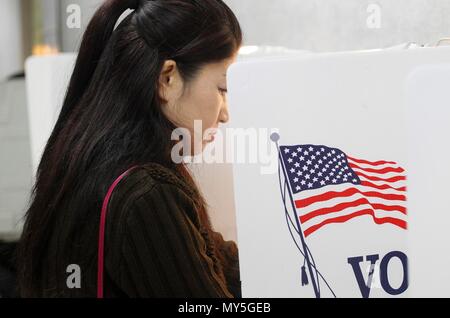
117, 182, 234, 298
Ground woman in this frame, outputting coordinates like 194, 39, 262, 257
17, 0, 242, 298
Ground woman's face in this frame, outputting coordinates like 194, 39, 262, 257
159, 54, 238, 155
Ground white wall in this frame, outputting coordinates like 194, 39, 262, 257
225, 0, 450, 51
0, 0, 23, 80
0, 1, 30, 239
58, 0, 450, 53
60, 0, 103, 52
0, 78, 32, 237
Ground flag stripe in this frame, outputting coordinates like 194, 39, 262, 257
348, 163, 405, 174
293, 183, 405, 201
360, 180, 406, 192
299, 197, 407, 223
346, 156, 397, 166
295, 187, 406, 209
298, 192, 406, 216
355, 170, 406, 183
303, 208, 407, 237
301, 202, 407, 228
347, 160, 401, 171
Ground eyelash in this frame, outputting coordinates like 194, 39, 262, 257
219, 88, 228, 95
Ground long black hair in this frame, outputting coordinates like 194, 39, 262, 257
17, 0, 242, 297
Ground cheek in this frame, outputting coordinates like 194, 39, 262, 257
204, 94, 222, 125
189, 90, 222, 128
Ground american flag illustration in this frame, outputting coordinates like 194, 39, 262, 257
280, 144, 407, 238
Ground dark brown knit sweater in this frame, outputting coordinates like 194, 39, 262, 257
40, 163, 241, 298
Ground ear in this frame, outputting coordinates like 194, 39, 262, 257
158, 60, 180, 103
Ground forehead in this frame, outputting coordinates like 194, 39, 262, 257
200, 56, 237, 77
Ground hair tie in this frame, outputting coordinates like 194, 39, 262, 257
114, 1, 140, 31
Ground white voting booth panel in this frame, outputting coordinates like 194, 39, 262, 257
227, 46, 450, 298
25, 54, 76, 174
406, 65, 450, 298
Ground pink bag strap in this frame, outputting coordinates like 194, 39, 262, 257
97, 166, 140, 298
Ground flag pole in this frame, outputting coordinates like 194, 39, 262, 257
271, 133, 320, 298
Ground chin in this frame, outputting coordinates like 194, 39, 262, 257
189, 143, 207, 156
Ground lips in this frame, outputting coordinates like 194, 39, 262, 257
207, 131, 217, 142
204, 127, 219, 143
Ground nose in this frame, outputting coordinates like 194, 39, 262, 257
219, 101, 230, 124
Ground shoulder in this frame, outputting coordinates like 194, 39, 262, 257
109, 163, 195, 206
106, 163, 201, 232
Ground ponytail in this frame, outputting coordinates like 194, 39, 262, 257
17, 0, 141, 297
60, 0, 140, 122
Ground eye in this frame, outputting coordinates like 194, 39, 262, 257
218, 88, 228, 95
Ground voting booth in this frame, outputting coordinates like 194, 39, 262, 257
25, 54, 76, 175
227, 46, 450, 298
